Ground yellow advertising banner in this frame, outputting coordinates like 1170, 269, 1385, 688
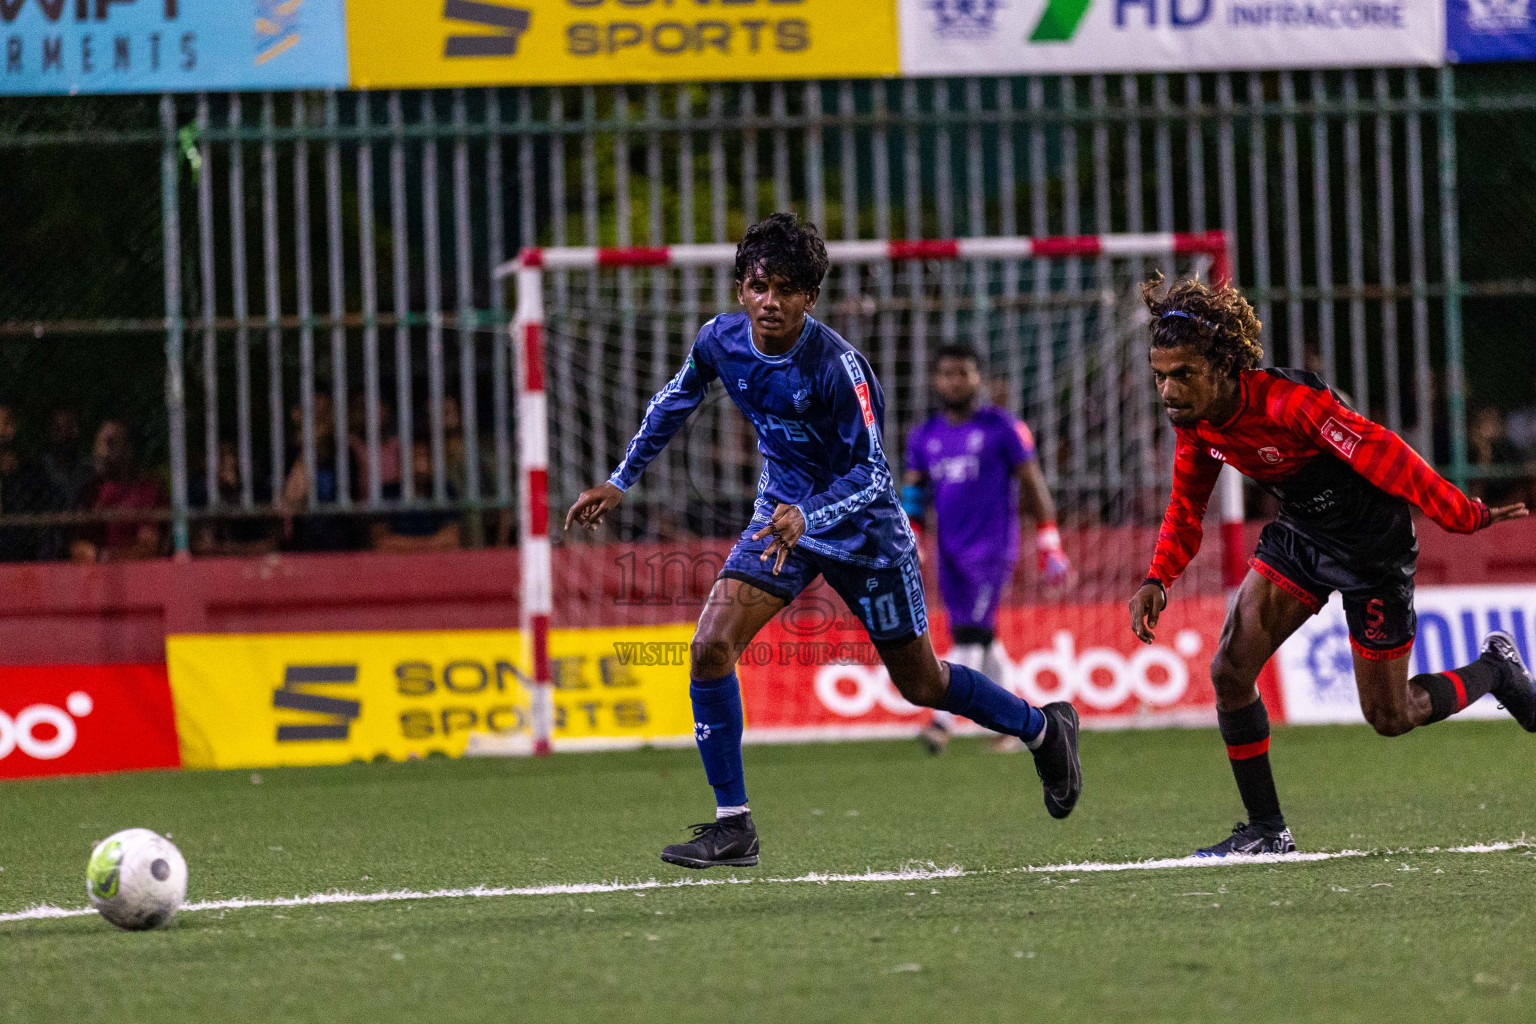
166, 626, 695, 769
346, 0, 899, 89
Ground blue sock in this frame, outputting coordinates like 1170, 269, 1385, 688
690, 671, 747, 808
942, 662, 1047, 745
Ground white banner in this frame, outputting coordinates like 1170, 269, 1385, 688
1276, 585, 1535, 725
898, 0, 1445, 76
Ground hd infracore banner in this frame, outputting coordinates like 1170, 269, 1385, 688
898, 0, 1445, 75
0, 0, 350, 95
345, 0, 899, 89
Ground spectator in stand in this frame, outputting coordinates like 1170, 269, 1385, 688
348, 394, 402, 499
0, 404, 63, 561
189, 440, 279, 557
281, 392, 361, 552
442, 394, 501, 545
71, 420, 166, 563
1506, 385, 1536, 458
1468, 406, 1528, 508
370, 440, 460, 552
41, 407, 94, 513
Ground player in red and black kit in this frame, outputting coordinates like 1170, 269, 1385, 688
1127, 275, 1534, 856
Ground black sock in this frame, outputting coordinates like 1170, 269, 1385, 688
1217, 699, 1285, 831
1413, 657, 1505, 724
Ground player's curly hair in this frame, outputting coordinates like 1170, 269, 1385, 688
734, 212, 829, 294
1140, 273, 1264, 378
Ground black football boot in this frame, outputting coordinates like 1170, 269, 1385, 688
660, 812, 760, 869
1031, 702, 1082, 820
1195, 821, 1297, 857
1481, 631, 1536, 732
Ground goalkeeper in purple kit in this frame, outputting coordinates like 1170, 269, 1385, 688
565, 213, 1083, 869
904, 344, 1071, 754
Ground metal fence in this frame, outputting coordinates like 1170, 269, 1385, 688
2, 65, 1535, 560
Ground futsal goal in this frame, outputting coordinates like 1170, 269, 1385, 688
499, 231, 1244, 753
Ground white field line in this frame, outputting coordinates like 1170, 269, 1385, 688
3, 841, 1528, 926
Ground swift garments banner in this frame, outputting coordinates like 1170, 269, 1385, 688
898, 0, 1445, 75
346, 0, 899, 89
0, 0, 350, 95
166, 626, 695, 769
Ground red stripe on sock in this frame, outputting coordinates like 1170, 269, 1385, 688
1226, 738, 1270, 760
1444, 670, 1468, 711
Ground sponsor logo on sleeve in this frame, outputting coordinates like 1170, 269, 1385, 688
854, 382, 876, 427
1321, 417, 1362, 459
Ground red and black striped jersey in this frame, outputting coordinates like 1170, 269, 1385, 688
1146, 368, 1489, 588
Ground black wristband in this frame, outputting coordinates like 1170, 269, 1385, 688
1142, 577, 1167, 598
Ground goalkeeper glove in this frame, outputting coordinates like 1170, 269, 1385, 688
1036, 523, 1070, 585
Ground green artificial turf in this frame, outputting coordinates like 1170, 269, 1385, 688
3, 722, 1534, 1023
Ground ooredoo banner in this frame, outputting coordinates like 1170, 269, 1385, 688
166, 626, 695, 768
738, 593, 1284, 740
0, 665, 180, 779
0, 0, 350, 96
1276, 584, 1533, 724
346, 0, 899, 89
898, 0, 1445, 75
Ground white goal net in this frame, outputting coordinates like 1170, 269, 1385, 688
505, 233, 1239, 749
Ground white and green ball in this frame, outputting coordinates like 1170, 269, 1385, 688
86, 828, 187, 931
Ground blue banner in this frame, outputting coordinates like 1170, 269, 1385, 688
1, 0, 349, 95
1448, 0, 1536, 62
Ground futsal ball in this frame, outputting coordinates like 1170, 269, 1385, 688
86, 828, 188, 931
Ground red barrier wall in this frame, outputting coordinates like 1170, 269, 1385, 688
0, 514, 1529, 666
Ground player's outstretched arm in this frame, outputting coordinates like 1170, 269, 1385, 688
1281, 382, 1526, 533
564, 481, 624, 532
1129, 581, 1167, 644
1144, 439, 1223, 587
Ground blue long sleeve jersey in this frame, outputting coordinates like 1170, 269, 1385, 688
607, 312, 915, 569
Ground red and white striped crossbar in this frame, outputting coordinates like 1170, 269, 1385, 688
505, 230, 1231, 754
496, 230, 1230, 284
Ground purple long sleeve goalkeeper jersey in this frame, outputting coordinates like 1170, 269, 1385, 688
607, 312, 916, 569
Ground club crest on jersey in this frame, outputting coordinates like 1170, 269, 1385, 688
1321, 417, 1362, 459
1259, 446, 1283, 465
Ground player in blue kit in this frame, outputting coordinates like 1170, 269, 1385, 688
565, 214, 1083, 868
904, 344, 1071, 755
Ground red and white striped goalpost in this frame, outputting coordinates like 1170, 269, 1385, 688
499, 230, 1238, 754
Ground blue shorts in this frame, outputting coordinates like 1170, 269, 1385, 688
719, 529, 928, 648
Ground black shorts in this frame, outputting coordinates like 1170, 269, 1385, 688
1250, 512, 1418, 661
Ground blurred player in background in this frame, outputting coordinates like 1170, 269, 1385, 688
566, 214, 1083, 870
1128, 274, 1532, 857
904, 344, 1070, 754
